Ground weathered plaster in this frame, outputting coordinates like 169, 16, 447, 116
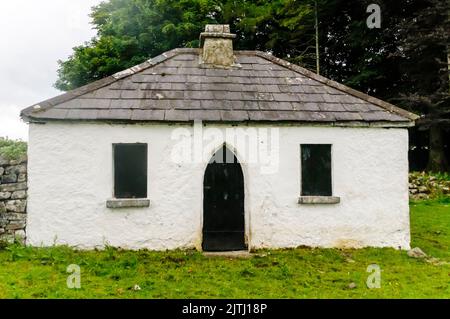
26, 122, 410, 250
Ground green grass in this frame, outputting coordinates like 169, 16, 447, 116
410, 197, 450, 259
0, 200, 449, 299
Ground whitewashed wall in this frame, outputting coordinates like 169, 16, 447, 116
26, 122, 410, 250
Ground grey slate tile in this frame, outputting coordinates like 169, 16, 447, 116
242, 100, 260, 110
259, 77, 281, 85
187, 75, 204, 83
189, 110, 221, 121
235, 56, 256, 64
173, 54, 196, 61
318, 103, 346, 112
165, 109, 190, 121
223, 100, 245, 110
200, 100, 233, 110
140, 99, 172, 109
93, 88, 122, 99
333, 112, 364, 121
53, 99, 79, 109
32, 108, 69, 119
163, 59, 197, 68
234, 77, 261, 84
172, 83, 201, 91
247, 111, 270, 121
131, 74, 161, 83
110, 99, 142, 109
121, 90, 146, 99
308, 111, 336, 121
278, 111, 309, 121
96, 110, 112, 119
66, 109, 99, 120
205, 69, 232, 77
297, 93, 325, 103
143, 82, 172, 90
213, 91, 243, 101
56, 99, 111, 109
186, 91, 215, 100
252, 63, 272, 71
360, 111, 407, 122
149, 90, 184, 100
256, 84, 280, 93
259, 101, 293, 111
241, 92, 258, 100
131, 109, 165, 121
220, 110, 249, 121
203, 76, 230, 83
292, 102, 321, 111
112, 109, 132, 120
272, 93, 299, 102
323, 94, 363, 104
171, 100, 202, 110
342, 103, 372, 112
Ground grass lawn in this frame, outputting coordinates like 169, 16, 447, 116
0, 199, 449, 299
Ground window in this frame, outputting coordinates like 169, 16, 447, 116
113, 143, 147, 199
301, 144, 332, 196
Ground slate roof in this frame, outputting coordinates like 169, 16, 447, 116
21, 48, 418, 127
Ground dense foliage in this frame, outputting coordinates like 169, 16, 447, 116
0, 138, 27, 161
55, 0, 450, 171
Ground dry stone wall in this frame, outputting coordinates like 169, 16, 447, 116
0, 155, 27, 243
409, 171, 450, 200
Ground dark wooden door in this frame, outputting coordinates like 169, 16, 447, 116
203, 146, 246, 251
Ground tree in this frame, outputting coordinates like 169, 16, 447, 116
317, 0, 415, 99
399, 0, 450, 171
55, 0, 221, 91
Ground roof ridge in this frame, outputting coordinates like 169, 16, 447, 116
253, 51, 419, 121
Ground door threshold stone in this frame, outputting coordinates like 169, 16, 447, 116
203, 250, 252, 258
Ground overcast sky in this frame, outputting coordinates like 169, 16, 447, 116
0, 0, 103, 140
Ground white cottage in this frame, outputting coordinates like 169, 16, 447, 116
21, 25, 418, 251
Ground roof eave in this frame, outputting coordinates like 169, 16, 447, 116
23, 117, 414, 128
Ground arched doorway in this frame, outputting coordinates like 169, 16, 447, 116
202, 145, 246, 251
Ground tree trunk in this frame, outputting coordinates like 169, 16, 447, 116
315, 0, 320, 75
447, 44, 450, 92
426, 126, 449, 172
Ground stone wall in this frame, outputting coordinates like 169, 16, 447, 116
409, 171, 450, 200
0, 155, 27, 243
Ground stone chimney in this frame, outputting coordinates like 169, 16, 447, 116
200, 24, 236, 68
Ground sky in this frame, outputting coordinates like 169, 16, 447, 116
0, 0, 103, 141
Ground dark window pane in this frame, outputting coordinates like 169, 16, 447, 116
301, 144, 332, 196
114, 144, 147, 198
